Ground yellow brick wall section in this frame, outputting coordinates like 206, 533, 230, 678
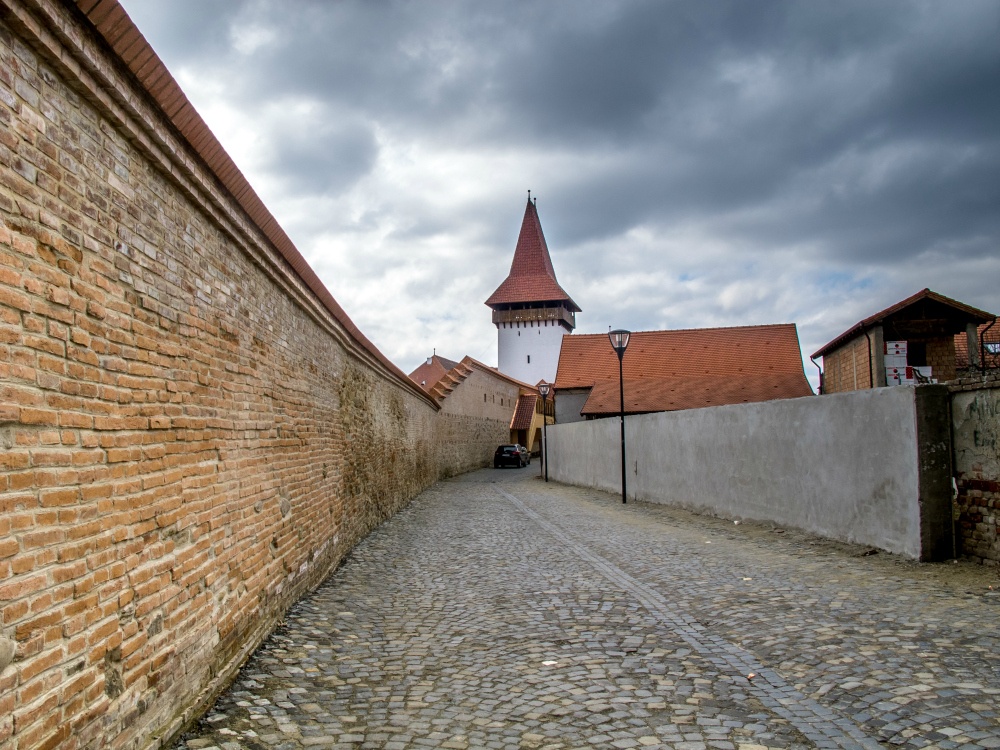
822, 336, 873, 393
926, 338, 956, 382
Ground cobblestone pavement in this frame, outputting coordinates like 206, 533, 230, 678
172, 468, 1000, 750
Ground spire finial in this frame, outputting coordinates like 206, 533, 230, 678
527, 189, 531, 202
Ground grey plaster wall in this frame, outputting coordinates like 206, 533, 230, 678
547, 385, 953, 560
555, 389, 590, 424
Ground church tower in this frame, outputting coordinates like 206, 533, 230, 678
485, 196, 580, 384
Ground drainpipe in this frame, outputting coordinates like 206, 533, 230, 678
809, 355, 823, 395
980, 318, 996, 375
863, 329, 874, 389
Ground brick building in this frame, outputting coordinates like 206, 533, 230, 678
812, 289, 995, 394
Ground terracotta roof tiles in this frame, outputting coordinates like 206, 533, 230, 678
408, 354, 461, 392
812, 289, 995, 358
485, 199, 580, 312
556, 325, 813, 415
510, 393, 538, 430
954, 321, 1000, 369
581, 373, 812, 415
556, 325, 811, 388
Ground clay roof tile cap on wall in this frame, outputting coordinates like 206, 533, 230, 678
73, 0, 435, 406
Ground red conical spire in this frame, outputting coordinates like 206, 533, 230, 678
485, 197, 580, 312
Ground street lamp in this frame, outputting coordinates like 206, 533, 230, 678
538, 381, 550, 482
608, 329, 630, 504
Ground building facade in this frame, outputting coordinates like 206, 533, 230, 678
812, 289, 994, 394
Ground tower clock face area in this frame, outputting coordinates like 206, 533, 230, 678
486, 197, 581, 385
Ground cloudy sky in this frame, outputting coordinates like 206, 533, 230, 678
118, 0, 998, 387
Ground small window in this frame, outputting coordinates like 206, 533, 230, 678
986, 342, 1000, 354
484, 394, 487, 402
907, 342, 927, 367
527, 355, 531, 364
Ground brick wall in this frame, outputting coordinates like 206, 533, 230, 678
925, 337, 956, 381
0, 3, 478, 749
821, 335, 872, 393
950, 374, 1000, 565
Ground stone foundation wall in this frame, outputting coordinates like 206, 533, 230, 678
0, 3, 460, 750
950, 374, 1000, 565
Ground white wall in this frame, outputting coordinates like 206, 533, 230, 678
497, 320, 565, 384
546, 385, 953, 560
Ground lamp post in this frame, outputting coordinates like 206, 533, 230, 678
608, 329, 630, 504
538, 381, 550, 482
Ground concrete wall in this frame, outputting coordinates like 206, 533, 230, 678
951, 374, 1000, 564
554, 388, 589, 424
0, 4, 488, 750
547, 385, 954, 561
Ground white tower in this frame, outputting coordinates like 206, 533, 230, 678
485, 197, 580, 384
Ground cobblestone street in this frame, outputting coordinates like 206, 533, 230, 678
172, 468, 1000, 750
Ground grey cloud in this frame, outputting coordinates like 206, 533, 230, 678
261, 115, 377, 196
119, 0, 1000, 375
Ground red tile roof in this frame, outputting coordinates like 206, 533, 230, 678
556, 325, 813, 415
408, 354, 461, 392
485, 199, 580, 312
581, 373, 813, 415
954, 321, 1000, 369
510, 393, 539, 430
421, 356, 540, 405
812, 289, 995, 358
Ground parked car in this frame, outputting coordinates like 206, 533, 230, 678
494, 444, 529, 468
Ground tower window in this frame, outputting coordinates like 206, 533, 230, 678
527, 355, 531, 364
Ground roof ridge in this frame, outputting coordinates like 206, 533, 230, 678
812, 288, 995, 358
568, 323, 798, 339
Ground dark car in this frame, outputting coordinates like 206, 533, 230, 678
494, 444, 529, 468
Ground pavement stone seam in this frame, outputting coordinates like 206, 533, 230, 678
494, 485, 883, 750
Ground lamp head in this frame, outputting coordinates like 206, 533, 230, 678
608, 329, 631, 357
538, 381, 550, 398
